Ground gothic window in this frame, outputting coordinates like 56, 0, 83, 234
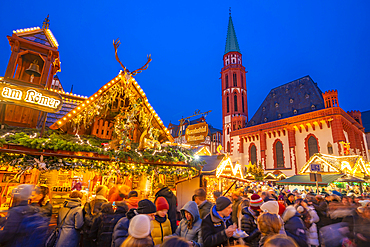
234, 93, 238, 112
233, 73, 237, 87
241, 74, 244, 88
308, 136, 319, 157
327, 142, 333, 154
250, 144, 257, 165
227, 128, 230, 134
242, 95, 245, 113
226, 95, 229, 113
275, 141, 284, 168
227, 142, 230, 153
225, 75, 228, 88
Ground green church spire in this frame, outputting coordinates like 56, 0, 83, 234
224, 12, 241, 54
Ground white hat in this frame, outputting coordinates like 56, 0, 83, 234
128, 214, 151, 238
260, 201, 279, 215
12, 184, 34, 201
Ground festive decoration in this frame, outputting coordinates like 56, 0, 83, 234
215, 155, 243, 179
246, 161, 265, 180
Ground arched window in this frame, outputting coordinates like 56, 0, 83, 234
226, 95, 229, 113
234, 93, 238, 112
275, 141, 284, 168
250, 144, 257, 165
225, 75, 228, 88
233, 73, 237, 87
327, 142, 333, 154
308, 136, 319, 157
242, 95, 245, 113
241, 74, 243, 88
227, 142, 230, 153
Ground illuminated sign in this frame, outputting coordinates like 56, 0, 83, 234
0, 79, 62, 113
185, 122, 208, 145
216, 156, 244, 179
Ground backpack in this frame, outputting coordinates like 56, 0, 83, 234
14, 206, 49, 247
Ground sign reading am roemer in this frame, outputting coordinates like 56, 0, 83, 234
185, 122, 208, 145
0, 78, 62, 113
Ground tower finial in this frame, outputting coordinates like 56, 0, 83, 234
229, 7, 231, 16
42, 15, 50, 29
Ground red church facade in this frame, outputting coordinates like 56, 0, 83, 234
222, 16, 369, 176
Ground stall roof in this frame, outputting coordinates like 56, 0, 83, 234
200, 155, 225, 172
276, 174, 344, 186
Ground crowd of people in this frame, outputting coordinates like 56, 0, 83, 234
0, 182, 370, 247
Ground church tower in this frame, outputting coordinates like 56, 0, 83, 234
221, 13, 248, 153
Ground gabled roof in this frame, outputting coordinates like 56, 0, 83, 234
361, 110, 370, 133
225, 15, 241, 54
13, 27, 59, 48
248, 75, 325, 126
50, 71, 174, 143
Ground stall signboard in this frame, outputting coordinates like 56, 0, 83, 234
185, 122, 208, 145
0, 78, 62, 113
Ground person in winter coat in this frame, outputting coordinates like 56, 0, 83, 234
312, 195, 331, 228
172, 201, 203, 247
282, 206, 308, 247
300, 210, 319, 247
30, 184, 53, 219
55, 191, 84, 247
231, 190, 243, 224
121, 214, 154, 247
201, 196, 237, 247
264, 234, 298, 247
0, 184, 48, 247
260, 200, 285, 235
109, 184, 130, 203
155, 185, 178, 233
240, 194, 263, 247
125, 190, 140, 209
82, 185, 109, 247
194, 188, 213, 220
89, 201, 128, 247
111, 199, 156, 247
151, 197, 172, 245
286, 193, 295, 206
257, 212, 282, 247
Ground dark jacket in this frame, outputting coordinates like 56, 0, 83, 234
155, 187, 178, 233
111, 208, 136, 247
89, 205, 126, 247
231, 197, 242, 224
56, 198, 84, 247
0, 201, 48, 247
201, 205, 234, 247
198, 200, 213, 220
30, 201, 53, 219
282, 206, 308, 247
313, 199, 331, 227
240, 207, 260, 247
82, 196, 108, 235
173, 201, 203, 247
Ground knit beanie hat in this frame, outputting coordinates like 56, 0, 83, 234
137, 199, 156, 214
128, 190, 138, 199
250, 194, 263, 210
96, 185, 108, 196
128, 214, 151, 238
155, 197, 169, 211
216, 196, 232, 211
260, 201, 279, 214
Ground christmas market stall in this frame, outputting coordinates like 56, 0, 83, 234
276, 153, 370, 193
0, 30, 203, 212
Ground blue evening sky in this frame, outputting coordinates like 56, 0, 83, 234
1, 1, 369, 130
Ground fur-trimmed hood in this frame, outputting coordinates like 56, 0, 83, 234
282, 206, 299, 222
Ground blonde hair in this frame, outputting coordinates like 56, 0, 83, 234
264, 234, 298, 247
257, 212, 281, 235
121, 236, 153, 247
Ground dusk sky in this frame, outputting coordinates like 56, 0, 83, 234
1, 1, 369, 130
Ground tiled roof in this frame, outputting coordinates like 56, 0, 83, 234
13, 27, 59, 48
46, 100, 79, 127
361, 110, 370, 133
248, 75, 325, 126
225, 15, 241, 54
200, 155, 225, 172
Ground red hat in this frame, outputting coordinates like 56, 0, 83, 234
250, 194, 263, 210
155, 197, 169, 211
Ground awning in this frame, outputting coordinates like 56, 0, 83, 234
276, 174, 344, 187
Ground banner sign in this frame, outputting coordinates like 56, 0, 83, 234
185, 122, 208, 144
0, 78, 62, 113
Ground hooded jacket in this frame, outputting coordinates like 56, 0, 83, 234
240, 207, 261, 247
201, 205, 234, 247
198, 200, 213, 220
55, 198, 84, 247
151, 214, 172, 246
282, 206, 308, 247
155, 187, 178, 233
173, 201, 203, 247
111, 208, 137, 247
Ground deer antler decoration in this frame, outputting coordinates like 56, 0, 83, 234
113, 38, 152, 76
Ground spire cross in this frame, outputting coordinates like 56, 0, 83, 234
42, 15, 50, 29
229, 7, 231, 16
